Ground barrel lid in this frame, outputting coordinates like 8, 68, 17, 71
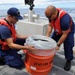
25, 35, 57, 50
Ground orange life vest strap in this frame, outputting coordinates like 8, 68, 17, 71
0, 40, 2, 44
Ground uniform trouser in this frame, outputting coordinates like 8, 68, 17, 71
51, 32, 74, 60
0, 38, 25, 69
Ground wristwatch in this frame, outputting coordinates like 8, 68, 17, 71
57, 44, 60, 47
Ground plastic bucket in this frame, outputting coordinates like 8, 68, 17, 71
28, 48, 56, 56
26, 62, 53, 75
23, 50, 55, 75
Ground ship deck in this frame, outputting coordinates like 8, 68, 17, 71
0, 45, 75, 75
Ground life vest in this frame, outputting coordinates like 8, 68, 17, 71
50, 8, 72, 35
0, 19, 16, 50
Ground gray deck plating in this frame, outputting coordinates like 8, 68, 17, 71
0, 47, 75, 75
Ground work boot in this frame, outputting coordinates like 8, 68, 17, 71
64, 60, 71, 71
0, 57, 5, 65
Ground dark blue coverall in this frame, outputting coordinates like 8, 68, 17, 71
0, 24, 25, 69
50, 14, 74, 60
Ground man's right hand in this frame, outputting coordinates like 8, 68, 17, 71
24, 45, 37, 53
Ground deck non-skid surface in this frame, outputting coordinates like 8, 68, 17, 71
0, 47, 75, 75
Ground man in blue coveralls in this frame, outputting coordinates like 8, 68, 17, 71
45, 5, 74, 71
0, 7, 35, 69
